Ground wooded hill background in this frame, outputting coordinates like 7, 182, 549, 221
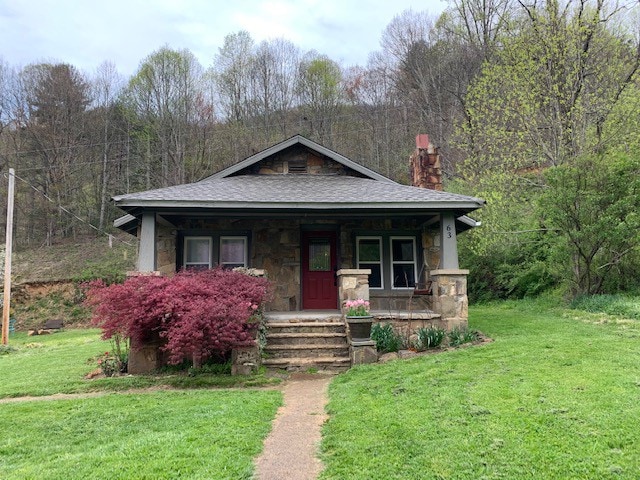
1, 0, 639, 300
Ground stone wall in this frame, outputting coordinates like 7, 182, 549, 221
156, 224, 176, 275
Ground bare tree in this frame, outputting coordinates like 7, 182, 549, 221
126, 47, 205, 186
297, 52, 344, 146
91, 61, 125, 230
213, 31, 255, 123
20, 63, 92, 244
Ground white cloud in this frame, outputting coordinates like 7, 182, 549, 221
0, 0, 447, 76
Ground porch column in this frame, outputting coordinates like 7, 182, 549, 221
137, 212, 156, 272
336, 269, 371, 312
430, 269, 469, 330
440, 213, 459, 269
337, 269, 377, 366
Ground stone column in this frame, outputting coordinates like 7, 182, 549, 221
430, 269, 469, 330
336, 268, 371, 311
337, 269, 377, 365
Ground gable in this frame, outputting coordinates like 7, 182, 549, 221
230, 143, 369, 178
206, 135, 394, 183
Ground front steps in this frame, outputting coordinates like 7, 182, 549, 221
262, 314, 351, 373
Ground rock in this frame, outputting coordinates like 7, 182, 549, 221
398, 350, 418, 359
378, 352, 398, 363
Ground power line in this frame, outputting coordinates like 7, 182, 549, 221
5, 171, 135, 247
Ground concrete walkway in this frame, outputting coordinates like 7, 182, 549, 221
254, 374, 332, 480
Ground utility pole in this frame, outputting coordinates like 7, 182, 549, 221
2, 168, 15, 345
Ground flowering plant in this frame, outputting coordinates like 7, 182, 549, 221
344, 299, 370, 317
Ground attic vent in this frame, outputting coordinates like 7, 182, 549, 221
287, 159, 307, 174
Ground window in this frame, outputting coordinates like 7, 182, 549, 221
182, 234, 249, 270
220, 236, 248, 269
390, 237, 417, 289
184, 237, 212, 269
357, 237, 383, 288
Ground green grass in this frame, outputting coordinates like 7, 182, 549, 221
570, 294, 640, 320
0, 329, 278, 398
320, 298, 640, 479
0, 390, 282, 479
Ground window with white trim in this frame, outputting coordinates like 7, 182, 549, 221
390, 237, 417, 289
220, 236, 248, 269
184, 237, 212, 269
356, 237, 383, 289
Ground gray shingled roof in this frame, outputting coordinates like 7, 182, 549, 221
113, 174, 484, 211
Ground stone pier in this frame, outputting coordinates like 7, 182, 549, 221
429, 269, 469, 330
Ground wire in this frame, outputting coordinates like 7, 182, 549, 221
4, 171, 135, 247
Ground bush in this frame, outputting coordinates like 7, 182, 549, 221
84, 268, 271, 367
0, 344, 18, 355
448, 327, 479, 347
414, 326, 446, 351
371, 323, 404, 353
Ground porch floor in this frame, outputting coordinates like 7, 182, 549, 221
264, 309, 440, 322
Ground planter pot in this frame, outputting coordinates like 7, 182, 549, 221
346, 315, 373, 341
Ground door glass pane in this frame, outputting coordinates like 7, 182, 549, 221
392, 239, 415, 261
186, 238, 210, 264
221, 237, 246, 266
309, 240, 331, 271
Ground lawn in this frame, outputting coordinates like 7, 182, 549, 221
3, 299, 640, 479
320, 298, 640, 479
0, 329, 277, 398
0, 390, 281, 479
0, 330, 282, 479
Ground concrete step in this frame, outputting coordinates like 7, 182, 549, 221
266, 332, 347, 345
266, 322, 346, 334
265, 343, 349, 358
262, 356, 351, 373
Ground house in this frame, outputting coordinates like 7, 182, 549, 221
113, 135, 484, 372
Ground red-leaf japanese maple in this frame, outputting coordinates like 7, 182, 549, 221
85, 268, 270, 367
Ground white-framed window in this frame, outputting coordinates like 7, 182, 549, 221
356, 236, 383, 289
184, 236, 212, 270
220, 236, 248, 269
390, 237, 417, 289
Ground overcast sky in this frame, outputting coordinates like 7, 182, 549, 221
0, 0, 447, 77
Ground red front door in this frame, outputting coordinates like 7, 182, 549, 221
302, 231, 338, 310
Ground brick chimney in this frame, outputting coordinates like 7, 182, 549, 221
410, 134, 442, 191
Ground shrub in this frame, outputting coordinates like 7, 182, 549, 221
371, 323, 404, 353
414, 326, 446, 351
0, 344, 17, 355
85, 268, 271, 367
448, 327, 479, 347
